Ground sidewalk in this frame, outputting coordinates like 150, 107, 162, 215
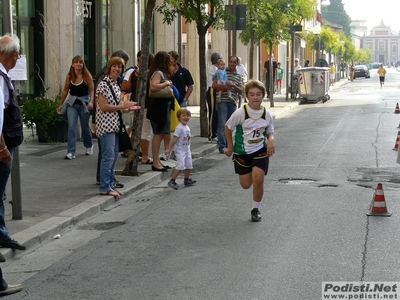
1, 80, 348, 261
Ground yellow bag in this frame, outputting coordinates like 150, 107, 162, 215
170, 98, 180, 132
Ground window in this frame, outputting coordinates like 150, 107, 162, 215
392, 44, 397, 54
378, 41, 384, 51
1, 0, 36, 95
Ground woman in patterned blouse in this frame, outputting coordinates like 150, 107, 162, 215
96, 57, 140, 197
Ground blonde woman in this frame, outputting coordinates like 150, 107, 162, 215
58, 55, 94, 160
96, 57, 140, 197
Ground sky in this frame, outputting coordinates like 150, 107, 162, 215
341, 0, 399, 32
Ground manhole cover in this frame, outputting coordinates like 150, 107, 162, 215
279, 178, 316, 184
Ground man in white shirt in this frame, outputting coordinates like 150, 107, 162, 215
294, 58, 302, 73
236, 57, 248, 82
0, 33, 24, 296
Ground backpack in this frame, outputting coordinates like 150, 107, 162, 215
0, 71, 23, 148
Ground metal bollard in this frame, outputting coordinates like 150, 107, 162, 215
11, 147, 22, 220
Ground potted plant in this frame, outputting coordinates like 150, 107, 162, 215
22, 92, 68, 143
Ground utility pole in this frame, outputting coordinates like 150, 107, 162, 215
2, 0, 13, 34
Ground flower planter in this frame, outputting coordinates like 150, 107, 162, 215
36, 121, 68, 143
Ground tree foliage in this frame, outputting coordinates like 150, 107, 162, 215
341, 34, 356, 62
321, 0, 351, 35
239, 0, 316, 47
319, 26, 342, 54
156, 0, 232, 33
238, 0, 316, 106
354, 47, 373, 64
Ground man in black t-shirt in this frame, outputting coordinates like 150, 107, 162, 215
263, 54, 278, 98
168, 51, 194, 107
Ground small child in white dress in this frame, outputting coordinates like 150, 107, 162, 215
165, 108, 196, 189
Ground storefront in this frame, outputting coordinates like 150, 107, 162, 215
0, 0, 44, 99
0, 0, 139, 99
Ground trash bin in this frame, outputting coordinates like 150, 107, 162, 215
297, 67, 331, 103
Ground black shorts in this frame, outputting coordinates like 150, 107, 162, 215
379, 76, 385, 82
150, 119, 170, 135
233, 147, 269, 175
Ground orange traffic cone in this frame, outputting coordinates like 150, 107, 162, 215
393, 131, 400, 150
367, 183, 392, 217
395, 103, 400, 114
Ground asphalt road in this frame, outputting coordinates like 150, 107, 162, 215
5, 68, 400, 299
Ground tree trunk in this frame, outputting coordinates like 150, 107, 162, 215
248, 8, 254, 80
197, 24, 208, 137
121, 0, 156, 176
249, 30, 255, 80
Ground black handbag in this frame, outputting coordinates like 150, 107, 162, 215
104, 80, 133, 152
117, 112, 133, 152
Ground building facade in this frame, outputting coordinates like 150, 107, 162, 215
0, 0, 255, 105
360, 20, 400, 65
1, 0, 321, 105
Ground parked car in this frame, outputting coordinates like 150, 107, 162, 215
372, 62, 381, 69
354, 65, 370, 78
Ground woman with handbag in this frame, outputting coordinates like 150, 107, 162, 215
57, 55, 94, 160
95, 57, 140, 197
146, 51, 175, 172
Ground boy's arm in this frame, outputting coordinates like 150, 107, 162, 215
165, 135, 179, 154
224, 125, 234, 156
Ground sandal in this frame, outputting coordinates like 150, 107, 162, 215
113, 189, 124, 196
100, 190, 119, 197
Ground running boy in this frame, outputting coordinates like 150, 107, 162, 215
377, 63, 386, 88
224, 80, 275, 222
213, 59, 232, 102
276, 62, 284, 94
165, 108, 196, 190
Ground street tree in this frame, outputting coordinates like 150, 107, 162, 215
121, 0, 156, 176
341, 34, 356, 63
306, 28, 355, 65
321, 0, 351, 36
156, 0, 233, 138
319, 26, 342, 62
355, 48, 373, 65
238, 0, 315, 107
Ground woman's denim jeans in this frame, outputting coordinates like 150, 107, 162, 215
67, 104, 93, 154
217, 102, 237, 152
99, 132, 119, 192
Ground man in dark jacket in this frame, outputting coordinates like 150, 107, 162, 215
168, 51, 194, 107
263, 54, 277, 98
